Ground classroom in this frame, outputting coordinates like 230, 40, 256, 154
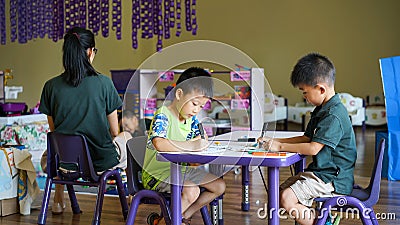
0, 1, 399, 225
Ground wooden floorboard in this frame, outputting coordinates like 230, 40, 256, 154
1, 124, 399, 225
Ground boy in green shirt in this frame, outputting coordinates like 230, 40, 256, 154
259, 53, 357, 225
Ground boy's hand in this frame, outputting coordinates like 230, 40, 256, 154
192, 139, 209, 152
257, 136, 271, 148
263, 139, 281, 152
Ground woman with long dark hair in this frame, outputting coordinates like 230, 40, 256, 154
39, 27, 131, 214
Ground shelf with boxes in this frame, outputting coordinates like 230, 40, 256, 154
111, 68, 270, 136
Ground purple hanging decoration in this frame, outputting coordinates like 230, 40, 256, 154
175, 0, 182, 37
141, 0, 153, 39
26, 0, 32, 41
169, 0, 175, 28
112, 0, 122, 40
155, 0, 163, 51
71, 0, 80, 29
66, 0, 80, 32
51, 0, 63, 42
36, 0, 44, 38
65, 0, 72, 32
163, 0, 170, 39
153, 0, 159, 35
101, 0, 109, 37
58, 0, 64, 40
88, 0, 100, 35
184, 0, 191, 32
10, 0, 17, 42
30, 0, 38, 39
88, 0, 94, 31
17, 0, 27, 44
42, 0, 53, 38
191, 0, 197, 35
131, 0, 140, 48
79, 0, 87, 28
0, 0, 5, 45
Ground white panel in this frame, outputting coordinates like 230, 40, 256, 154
250, 68, 264, 130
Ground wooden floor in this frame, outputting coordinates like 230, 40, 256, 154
1, 124, 400, 225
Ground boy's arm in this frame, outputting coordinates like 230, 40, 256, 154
258, 135, 310, 145
274, 135, 310, 143
152, 137, 208, 152
267, 139, 324, 155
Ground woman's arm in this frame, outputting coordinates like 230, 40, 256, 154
47, 116, 55, 132
107, 110, 119, 138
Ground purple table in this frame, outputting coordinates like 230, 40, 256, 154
156, 131, 305, 225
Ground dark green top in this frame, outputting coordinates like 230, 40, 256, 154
304, 94, 357, 195
39, 74, 122, 172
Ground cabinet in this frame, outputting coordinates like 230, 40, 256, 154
110, 69, 139, 119
124, 68, 265, 132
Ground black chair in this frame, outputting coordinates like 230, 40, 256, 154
37, 132, 129, 225
125, 136, 212, 225
314, 138, 386, 225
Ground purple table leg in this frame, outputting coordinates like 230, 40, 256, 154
241, 165, 250, 211
171, 162, 182, 225
268, 167, 279, 225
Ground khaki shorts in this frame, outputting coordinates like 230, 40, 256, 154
280, 172, 342, 207
155, 166, 210, 193
112, 135, 129, 170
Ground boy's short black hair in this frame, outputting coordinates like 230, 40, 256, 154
290, 53, 336, 87
175, 67, 213, 98
122, 109, 136, 118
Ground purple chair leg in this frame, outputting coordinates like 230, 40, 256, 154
113, 173, 129, 220
315, 197, 374, 225
369, 210, 379, 225
66, 184, 81, 214
200, 205, 212, 225
37, 177, 53, 225
92, 174, 108, 225
126, 190, 171, 225
218, 195, 224, 225
210, 199, 218, 225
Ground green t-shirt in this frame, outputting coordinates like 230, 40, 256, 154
304, 94, 357, 195
39, 74, 122, 172
142, 106, 201, 190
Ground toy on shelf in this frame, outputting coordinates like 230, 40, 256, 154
338, 92, 366, 128
264, 93, 288, 130
288, 102, 315, 124
365, 93, 387, 126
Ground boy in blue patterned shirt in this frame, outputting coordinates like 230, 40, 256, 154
143, 67, 225, 225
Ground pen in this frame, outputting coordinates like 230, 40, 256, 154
259, 122, 268, 148
260, 122, 268, 137
198, 123, 205, 139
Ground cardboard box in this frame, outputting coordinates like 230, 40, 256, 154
0, 197, 18, 216
0, 148, 18, 200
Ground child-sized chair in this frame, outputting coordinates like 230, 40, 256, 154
314, 138, 386, 225
125, 136, 213, 225
37, 132, 129, 225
